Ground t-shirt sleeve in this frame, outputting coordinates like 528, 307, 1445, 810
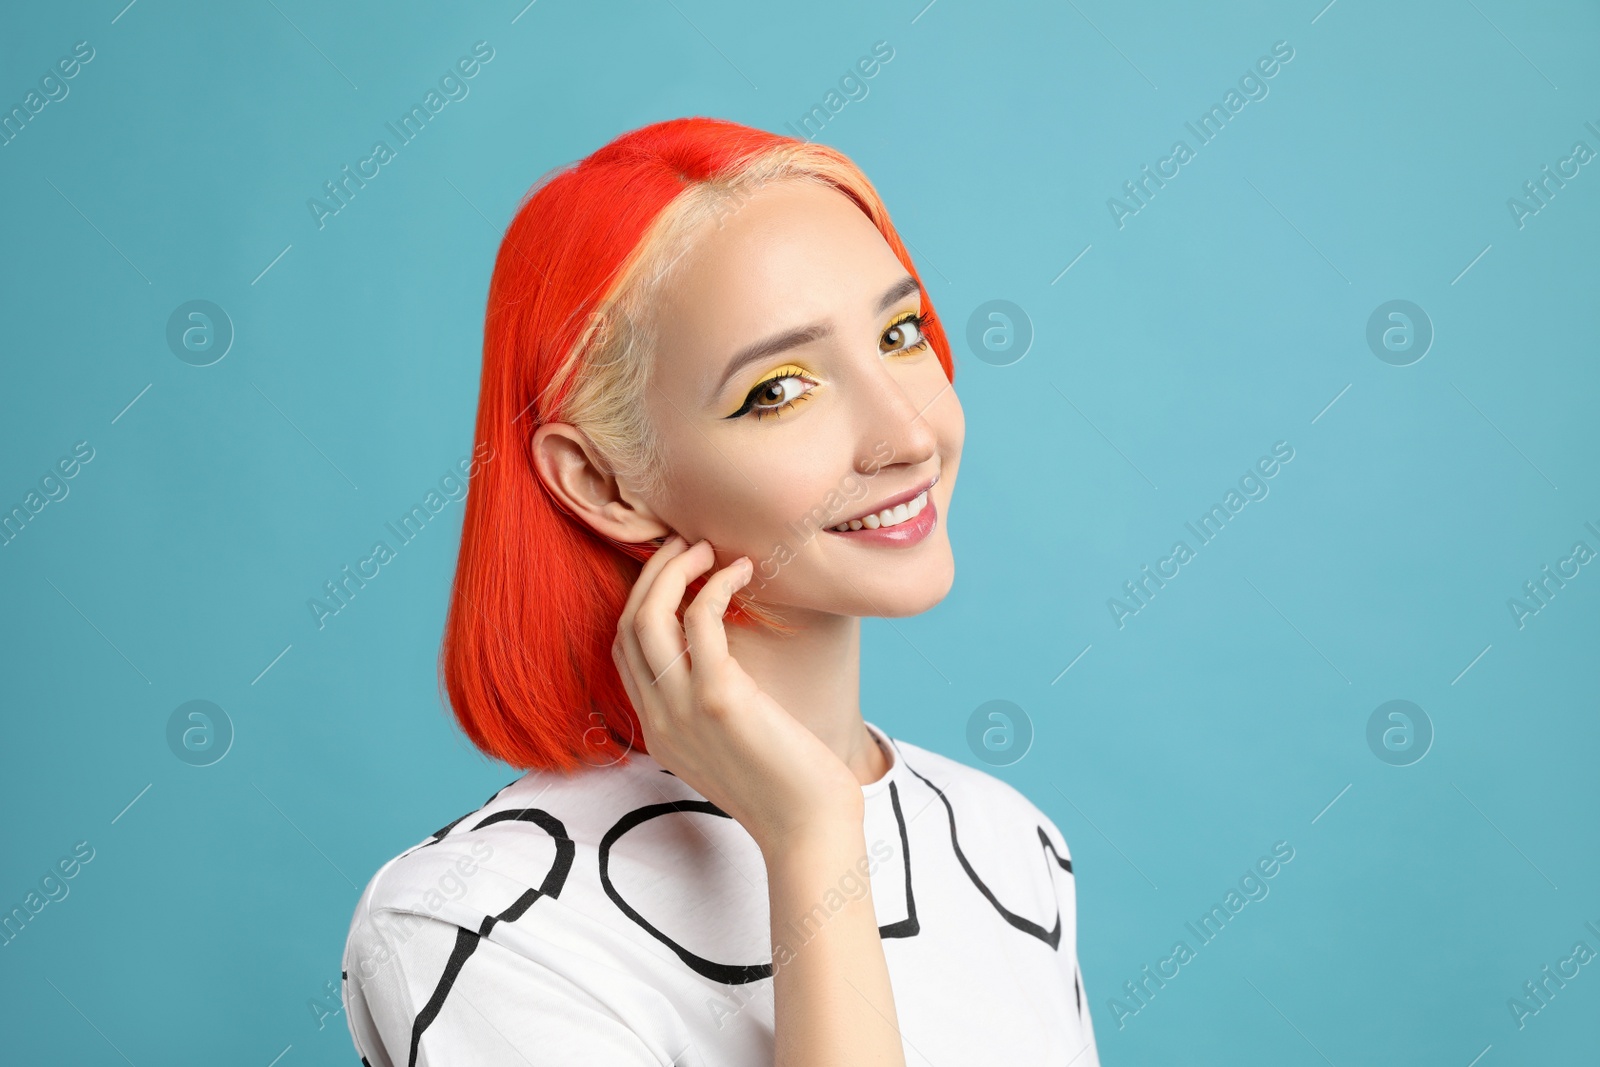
1040, 810, 1101, 1066
344, 908, 670, 1067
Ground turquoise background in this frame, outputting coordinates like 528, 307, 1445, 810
2, 1, 1596, 1064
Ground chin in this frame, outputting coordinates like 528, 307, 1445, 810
837, 539, 958, 618
873, 551, 956, 617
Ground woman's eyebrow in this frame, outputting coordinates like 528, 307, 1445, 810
705, 275, 923, 403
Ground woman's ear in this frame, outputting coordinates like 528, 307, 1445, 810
530, 422, 673, 544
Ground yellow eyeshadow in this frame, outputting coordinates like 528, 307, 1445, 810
743, 363, 813, 395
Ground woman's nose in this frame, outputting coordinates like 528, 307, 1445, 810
855, 367, 941, 472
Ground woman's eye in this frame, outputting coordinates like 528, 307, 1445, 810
882, 312, 930, 355
734, 370, 817, 420
752, 376, 806, 409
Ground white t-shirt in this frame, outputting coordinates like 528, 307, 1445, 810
342, 720, 1101, 1066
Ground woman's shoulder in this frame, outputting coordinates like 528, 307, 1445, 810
340, 761, 716, 1066
347, 754, 681, 926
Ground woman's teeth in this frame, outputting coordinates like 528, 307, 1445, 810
829, 490, 928, 532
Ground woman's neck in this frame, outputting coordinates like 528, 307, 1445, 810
725, 610, 887, 787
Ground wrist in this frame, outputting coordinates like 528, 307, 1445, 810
758, 805, 865, 867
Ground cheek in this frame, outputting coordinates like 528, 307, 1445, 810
931, 381, 965, 462
673, 439, 843, 550
944, 391, 966, 450
933, 390, 964, 506
755, 454, 853, 535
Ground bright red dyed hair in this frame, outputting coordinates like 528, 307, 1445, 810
438, 116, 955, 772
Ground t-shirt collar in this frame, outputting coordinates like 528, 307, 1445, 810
860, 719, 900, 799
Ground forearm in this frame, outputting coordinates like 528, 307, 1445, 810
762, 821, 907, 1067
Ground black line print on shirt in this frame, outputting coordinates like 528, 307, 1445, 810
597, 781, 923, 986
895, 743, 1075, 950
878, 778, 920, 939
406, 807, 575, 1067
599, 799, 773, 985
419, 777, 522, 848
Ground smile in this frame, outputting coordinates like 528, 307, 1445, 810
828, 488, 929, 532
822, 488, 938, 546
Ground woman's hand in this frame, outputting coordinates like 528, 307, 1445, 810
610, 535, 863, 854
612, 534, 907, 1066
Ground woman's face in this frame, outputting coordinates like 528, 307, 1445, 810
638, 178, 964, 619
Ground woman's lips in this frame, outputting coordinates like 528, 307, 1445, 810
822, 494, 937, 546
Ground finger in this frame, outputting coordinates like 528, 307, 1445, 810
614, 535, 692, 739
683, 555, 752, 671
611, 634, 664, 759
633, 539, 716, 698
617, 533, 690, 636
611, 636, 648, 720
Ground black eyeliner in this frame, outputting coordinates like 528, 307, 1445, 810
722, 310, 929, 421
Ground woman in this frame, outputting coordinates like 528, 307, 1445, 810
342, 116, 1100, 1067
